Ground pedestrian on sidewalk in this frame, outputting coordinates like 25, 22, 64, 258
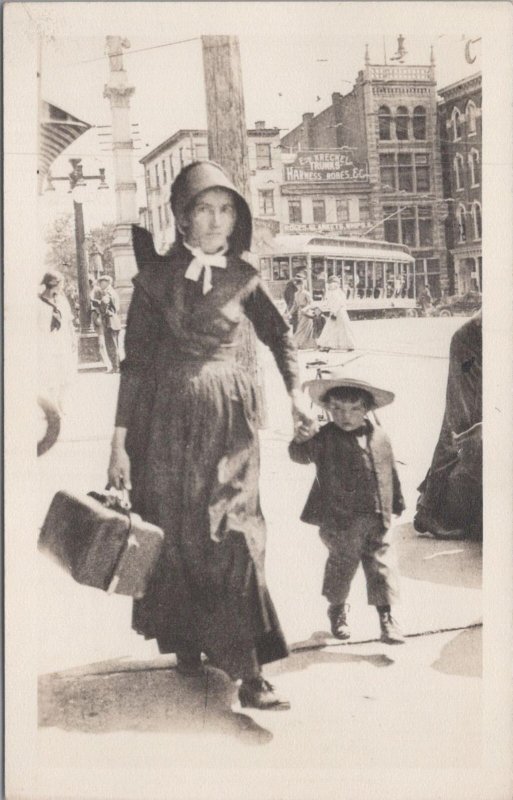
90, 278, 113, 371
414, 311, 482, 540
290, 277, 317, 349
289, 371, 406, 644
108, 160, 316, 710
316, 275, 356, 352
37, 270, 77, 416
97, 274, 122, 373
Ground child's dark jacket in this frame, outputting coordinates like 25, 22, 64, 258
289, 420, 405, 529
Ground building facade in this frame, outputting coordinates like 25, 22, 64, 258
140, 122, 282, 253
438, 73, 482, 294
281, 44, 448, 296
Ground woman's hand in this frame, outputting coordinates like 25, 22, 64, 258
291, 390, 319, 441
108, 446, 131, 490
108, 427, 131, 490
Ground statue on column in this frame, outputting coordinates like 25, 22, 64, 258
105, 36, 131, 71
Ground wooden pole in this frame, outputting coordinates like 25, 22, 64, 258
201, 35, 267, 426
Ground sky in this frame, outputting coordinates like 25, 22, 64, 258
27, 1, 484, 231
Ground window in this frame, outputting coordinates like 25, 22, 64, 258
169, 155, 174, 181
472, 202, 482, 239
162, 159, 167, 185
415, 154, 430, 192
456, 204, 467, 243
148, 210, 154, 234
157, 206, 163, 229
164, 204, 170, 226
466, 101, 477, 135
260, 258, 271, 281
413, 106, 427, 140
155, 163, 160, 188
358, 197, 370, 222
380, 153, 396, 191
256, 143, 272, 169
336, 198, 349, 221
383, 205, 399, 243
312, 199, 326, 223
469, 149, 480, 186
418, 206, 433, 246
258, 189, 275, 215
145, 168, 151, 191
401, 206, 416, 247
398, 153, 413, 192
454, 154, 464, 191
451, 107, 463, 141
396, 106, 409, 140
378, 106, 392, 140
382, 153, 431, 194
288, 199, 302, 223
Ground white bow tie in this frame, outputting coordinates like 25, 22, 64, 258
183, 244, 227, 294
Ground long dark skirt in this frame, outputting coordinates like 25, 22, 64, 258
128, 354, 288, 679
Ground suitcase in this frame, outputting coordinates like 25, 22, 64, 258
38, 490, 164, 599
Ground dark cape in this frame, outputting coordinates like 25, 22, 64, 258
416, 313, 482, 538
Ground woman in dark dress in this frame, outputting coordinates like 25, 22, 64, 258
108, 161, 315, 710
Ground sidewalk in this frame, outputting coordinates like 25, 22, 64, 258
35, 318, 483, 797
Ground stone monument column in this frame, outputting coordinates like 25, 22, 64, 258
103, 36, 138, 315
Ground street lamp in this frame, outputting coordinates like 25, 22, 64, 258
46, 158, 110, 369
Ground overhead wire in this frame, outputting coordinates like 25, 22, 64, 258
63, 36, 201, 67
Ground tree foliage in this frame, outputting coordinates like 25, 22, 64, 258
44, 213, 117, 290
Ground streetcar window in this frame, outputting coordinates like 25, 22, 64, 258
260, 258, 271, 281
374, 262, 384, 298
272, 257, 290, 281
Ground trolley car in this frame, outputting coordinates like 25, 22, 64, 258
259, 235, 417, 318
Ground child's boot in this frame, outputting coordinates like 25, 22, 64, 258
328, 603, 351, 640
377, 606, 405, 644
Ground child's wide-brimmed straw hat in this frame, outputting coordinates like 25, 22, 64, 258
303, 368, 395, 410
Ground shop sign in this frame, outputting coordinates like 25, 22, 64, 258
283, 150, 369, 183
283, 221, 369, 234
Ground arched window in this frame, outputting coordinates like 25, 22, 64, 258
451, 107, 463, 141
466, 101, 477, 135
453, 154, 464, 191
413, 106, 427, 139
395, 106, 409, 140
472, 202, 482, 239
456, 204, 467, 243
378, 106, 392, 140
468, 148, 480, 186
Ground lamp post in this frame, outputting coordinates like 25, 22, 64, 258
47, 158, 109, 369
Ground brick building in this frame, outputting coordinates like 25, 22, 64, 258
281, 44, 448, 296
139, 122, 282, 253
438, 73, 482, 293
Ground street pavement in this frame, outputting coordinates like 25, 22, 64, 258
34, 317, 484, 800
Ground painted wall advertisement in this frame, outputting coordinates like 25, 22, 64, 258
283, 150, 369, 183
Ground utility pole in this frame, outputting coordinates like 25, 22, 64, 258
201, 35, 266, 426
103, 36, 138, 316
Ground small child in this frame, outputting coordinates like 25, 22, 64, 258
289, 371, 406, 644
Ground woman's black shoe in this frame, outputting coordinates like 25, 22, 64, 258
239, 677, 290, 710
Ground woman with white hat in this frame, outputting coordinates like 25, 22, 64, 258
316, 275, 356, 352
107, 161, 315, 710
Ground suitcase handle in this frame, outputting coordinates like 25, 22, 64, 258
105, 483, 131, 513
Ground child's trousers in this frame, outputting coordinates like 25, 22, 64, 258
319, 513, 400, 607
